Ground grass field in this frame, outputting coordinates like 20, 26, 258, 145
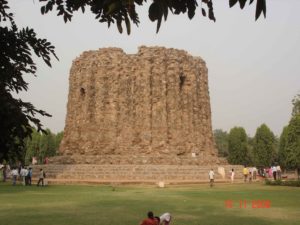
0, 182, 299, 225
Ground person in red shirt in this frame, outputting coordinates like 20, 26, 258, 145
140, 211, 158, 225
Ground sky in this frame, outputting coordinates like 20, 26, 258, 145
9, 0, 300, 137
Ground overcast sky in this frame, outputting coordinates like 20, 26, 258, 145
9, 0, 300, 137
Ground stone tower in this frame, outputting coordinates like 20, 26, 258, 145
57, 46, 219, 165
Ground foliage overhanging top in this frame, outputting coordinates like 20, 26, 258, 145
39, 0, 267, 34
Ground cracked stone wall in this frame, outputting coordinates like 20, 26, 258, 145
57, 46, 219, 165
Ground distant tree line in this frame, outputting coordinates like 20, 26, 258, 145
1, 129, 63, 166
24, 129, 63, 165
214, 94, 300, 170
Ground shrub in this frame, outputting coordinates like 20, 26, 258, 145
265, 179, 300, 187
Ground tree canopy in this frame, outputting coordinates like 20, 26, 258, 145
213, 129, 229, 157
25, 129, 63, 165
292, 94, 300, 117
252, 124, 276, 167
227, 127, 250, 165
278, 94, 300, 170
279, 115, 300, 170
38, 0, 267, 34
0, 0, 267, 163
278, 126, 289, 169
0, 0, 58, 162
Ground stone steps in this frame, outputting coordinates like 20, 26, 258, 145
49, 155, 221, 165
31, 164, 244, 184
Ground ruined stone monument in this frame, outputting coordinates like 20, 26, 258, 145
52, 46, 220, 166
39, 46, 239, 183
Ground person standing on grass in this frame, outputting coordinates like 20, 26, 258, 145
252, 167, 257, 180
209, 169, 214, 187
268, 167, 272, 178
3, 164, 9, 182
11, 167, 18, 185
276, 165, 282, 180
249, 167, 252, 183
140, 211, 158, 225
230, 168, 235, 183
1, 164, 8, 182
243, 166, 248, 182
27, 167, 32, 185
272, 165, 277, 180
37, 168, 45, 186
20, 166, 28, 186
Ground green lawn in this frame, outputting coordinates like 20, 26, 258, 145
0, 182, 299, 225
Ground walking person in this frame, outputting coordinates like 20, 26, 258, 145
2, 164, 7, 182
209, 169, 214, 187
268, 167, 272, 178
11, 167, 18, 186
243, 166, 249, 182
27, 167, 32, 185
249, 167, 253, 183
276, 165, 282, 180
252, 167, 257, 181
272, 165, 277, 180
20, 166, 28, 186
0, 164, 3, 181
230, 168, 235, 183
37, 168, 45, 186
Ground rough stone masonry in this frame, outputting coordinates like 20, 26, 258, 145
55, 46, 220, 165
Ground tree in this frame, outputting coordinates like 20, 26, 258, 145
24, 129, 41, 165
24, 129, 62, 165
0, 0, 267, 162
54, 131, 64, 151
213, 129, 229, 157
252, 124, 276, 167
38, 0, 266, 34
292, 93, 300, 117
0, 1, 58, 163
278, 126, 289, 169
228, 127, 250, 165
280, 115, 300, 170
38, 129, 57, 163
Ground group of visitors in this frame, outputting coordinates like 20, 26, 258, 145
263, 165, 282, 180
140, 211, 171, 225
2, 165, 33, 186
242, 166, 258, 182
0, 163, 46, 186
208, 165, 282, 186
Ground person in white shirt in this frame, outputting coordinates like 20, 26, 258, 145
160, 212, 172, 225
20, 167, 28, 186
252, 167, 257, 180
230, 168, 235, 183
11, 167, 18, 186
272, 166, 277, 180
249, 167, 253, 182
209, 169, 214, 187
276, 165, 282, 180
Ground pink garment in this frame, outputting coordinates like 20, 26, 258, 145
268, 168, 272, 177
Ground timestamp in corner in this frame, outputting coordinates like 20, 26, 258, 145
224, 200, 271, 209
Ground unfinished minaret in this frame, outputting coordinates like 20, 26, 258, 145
56, 46, 219, 165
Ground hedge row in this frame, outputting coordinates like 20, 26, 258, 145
265, 179, 300, 187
